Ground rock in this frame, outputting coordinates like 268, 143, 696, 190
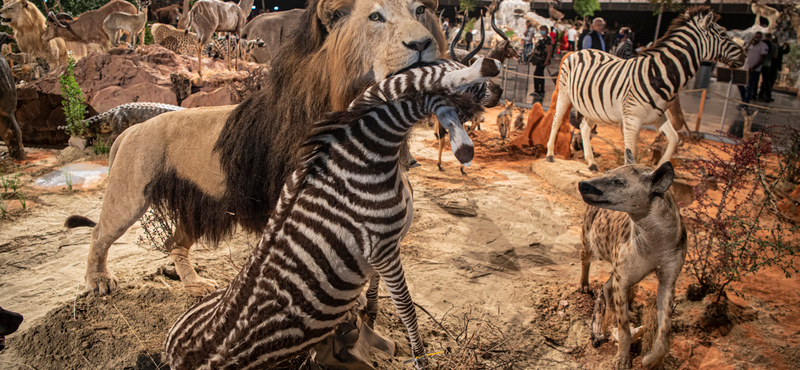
68, 136, 88, 150
181, 86, 236, 108
531, 158, 595, 200
435, 199, 478, 217
15, 87, 97, 146
507, 86, 570, 158
89, 83, 178, 113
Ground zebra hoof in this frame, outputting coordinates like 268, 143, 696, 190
438, 164, 444, 172
545, 155, 554, 163
589, 164, 599, 172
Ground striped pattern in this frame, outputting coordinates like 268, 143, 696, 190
207, 36, 265, 60
545, 7, 744, 171
165, 59, 499, 370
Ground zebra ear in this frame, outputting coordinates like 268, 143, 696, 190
696, 10, 715, 30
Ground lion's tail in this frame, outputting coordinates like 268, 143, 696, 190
65, 215, 97, 228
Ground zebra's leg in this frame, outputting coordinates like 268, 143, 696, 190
622, 117, 641, 166
580, 119, 598, 171
365, 273, 380, 327
658, 114, 678, 166
545, 92, 571, 162
372, 255, 426, 367
165, 223, 218, 296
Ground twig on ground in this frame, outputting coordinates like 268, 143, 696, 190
0, 360, 37, 370
413, 302, 459, 343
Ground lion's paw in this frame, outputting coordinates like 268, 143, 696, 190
183, 277, 218, 296
85, 271, 119, 295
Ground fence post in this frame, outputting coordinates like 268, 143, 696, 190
694, 89, 707, 132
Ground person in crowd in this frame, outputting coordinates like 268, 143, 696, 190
581, 17, 606, 51
738, 32, 768, 109
443, 18, 450, 40
615, 27, 633, 59
522, 20, 535, 62
768, 38, 791, 98
531, 25, 553, 99
549, 26, 558, 52
757, 33, 778, 102
567, 23, 578, 51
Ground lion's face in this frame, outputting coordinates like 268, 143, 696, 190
319, 0, 444, 82
0, 0, 26, 27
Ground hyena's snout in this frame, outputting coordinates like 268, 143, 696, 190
578, 180, 603, 196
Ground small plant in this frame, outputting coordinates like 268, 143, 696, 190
17, 191, 26, 210
684, 130, 799, 302
0, 171, 8, 193
0, 200, 6, 218
60, 52, 88, 138
93, 138, 111, 155
65, 169, 73, 191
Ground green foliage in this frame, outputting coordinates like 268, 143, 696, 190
65, 169, 73, 191
649, 0, 683, 15
459, 0, 477, 14
93, 138, 111, 155
17, 192, 26, 210
144, 23, 154, 45
54, 0, 121, 16
464, 18, 477, 33
685, 130, 800, 302
573, 0, 601, 18
505, 30, 515, 38
59, 53, 88, 137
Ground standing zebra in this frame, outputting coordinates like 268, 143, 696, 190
545, 7, 744, 171
165, 58, 502, 370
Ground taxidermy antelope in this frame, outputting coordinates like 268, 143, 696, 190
497, 99, 514, 140
514, 106, 526, 130
548, 1, 564, 23
741, 108, 758, 141
751, 0, 779, 30
579, 149, 686, 370
186, 0, 253, 75
103, 0, 150, 48
43, 0, 137, 47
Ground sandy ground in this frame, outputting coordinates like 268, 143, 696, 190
0, 107, 798, 370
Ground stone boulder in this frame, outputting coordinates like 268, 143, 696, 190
90, 83, 178, 113
181, 86, 235, 108
15, 87, 98, 146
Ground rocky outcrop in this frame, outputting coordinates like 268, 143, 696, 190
181, 86, 235, 108
90, 83, 178, 113
507, 87, 570, 159
15, 45, 269, 146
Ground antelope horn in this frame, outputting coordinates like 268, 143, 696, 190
461, 9, 485, 64
47, 10, 65, 27
449, 10, 466, 61
55, 0, 63, 13
491, 9, 508, 42
42, 0, 50, 14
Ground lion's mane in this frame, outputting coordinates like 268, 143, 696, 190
203, 0, 446, 237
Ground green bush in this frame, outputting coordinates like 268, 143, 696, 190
59, 53, 88, 137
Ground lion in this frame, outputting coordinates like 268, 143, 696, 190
0, 0, 92, 66
66, 0, 450, 296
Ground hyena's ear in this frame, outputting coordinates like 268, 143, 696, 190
650, 161, 675, 194
624, 148, 636, 165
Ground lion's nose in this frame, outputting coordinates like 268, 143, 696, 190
403, 38, 432, 53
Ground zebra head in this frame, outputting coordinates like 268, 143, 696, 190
693, 9, 745, 68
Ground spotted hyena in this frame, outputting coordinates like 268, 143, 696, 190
578, 149, 687, 370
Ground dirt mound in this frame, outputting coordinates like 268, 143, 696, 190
8, 283, 196, 370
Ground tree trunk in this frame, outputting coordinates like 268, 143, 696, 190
0, 60, 25, 160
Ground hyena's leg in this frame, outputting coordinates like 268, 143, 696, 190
579, 239, 593, 293
642, 264, 681, 369
611, 273, 634, 370
590, 275, 612, 347
165, 223, 218, 296
658, 114, 679, 166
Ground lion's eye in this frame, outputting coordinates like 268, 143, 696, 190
369, 12, 384, 22
415, 6, 426, 15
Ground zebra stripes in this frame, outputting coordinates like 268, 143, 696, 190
165, 58, 501, 370
545, 6, 744, 171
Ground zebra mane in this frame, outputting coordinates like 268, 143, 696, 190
646, 6, 719, 52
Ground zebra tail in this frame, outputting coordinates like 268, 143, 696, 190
65, 215, 97, 228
